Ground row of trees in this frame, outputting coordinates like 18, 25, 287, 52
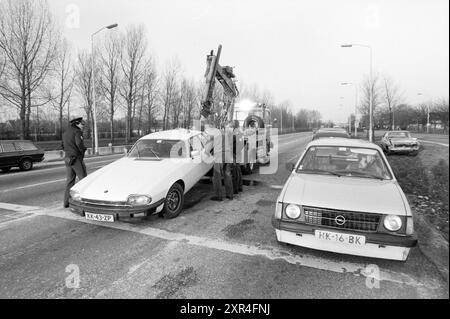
0, 0, 324, 147
355, 73, 449, 134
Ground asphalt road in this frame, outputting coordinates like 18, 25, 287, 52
0, 132, 448, 299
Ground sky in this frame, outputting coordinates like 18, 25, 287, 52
47, 0, 449, 122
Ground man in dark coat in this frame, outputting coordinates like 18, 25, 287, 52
62, 117, 87, 208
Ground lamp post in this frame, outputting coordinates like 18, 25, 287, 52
341, 43, 373, 142
341, 82, 358, 136
417, 92, 431, 134
91, 23, 118, 155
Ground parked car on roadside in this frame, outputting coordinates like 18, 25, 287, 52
0, 140, 45, 172
273, 138, 417, 261
380, 131, 420, 155
69, 129, 214, 222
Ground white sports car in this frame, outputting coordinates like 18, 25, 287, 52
272, 138, 417, 261
69, 129, 214, 222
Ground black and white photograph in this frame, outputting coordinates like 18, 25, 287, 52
0, 0, 448, 305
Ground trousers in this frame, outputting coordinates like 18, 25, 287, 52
63, 157, 87, 206
212, 163, 234, 200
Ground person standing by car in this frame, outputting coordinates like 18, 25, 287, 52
62, 117, 87, 208
232, 120, 243, 194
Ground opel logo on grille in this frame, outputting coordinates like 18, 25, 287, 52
335, 215, 346, 225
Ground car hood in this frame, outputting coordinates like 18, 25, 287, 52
72, 157, 183, 201
282, 173, 407, 215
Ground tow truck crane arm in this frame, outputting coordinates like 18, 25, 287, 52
200, 45, 239, 125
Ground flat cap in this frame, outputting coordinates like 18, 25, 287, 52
70, 117, 84, 124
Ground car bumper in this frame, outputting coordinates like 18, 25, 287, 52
272, 218, 417, 261
388, 146, 419, 153
69, 198, 165, 219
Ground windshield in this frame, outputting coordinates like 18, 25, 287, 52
128, 139, 187, 159
296, 146, 392, 180
388, 132, 411, 138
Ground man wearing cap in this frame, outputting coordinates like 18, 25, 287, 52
62, 117, 87, 208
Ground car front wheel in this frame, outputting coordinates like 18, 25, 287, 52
19, 159, 33, 171
161, 183, 184, 219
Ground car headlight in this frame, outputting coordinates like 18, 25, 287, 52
285, 204, 301, 219
383, 215, 402, 231
70, 189, 81, 201
127, 195, 152, 206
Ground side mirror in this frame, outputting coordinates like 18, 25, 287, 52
285, 162, 295, 171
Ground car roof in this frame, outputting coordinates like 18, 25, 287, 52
139, 129, 202, 141
307, 137, 382, 150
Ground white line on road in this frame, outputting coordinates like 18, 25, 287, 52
0, 165, 106, 193
27, 206, 437, 290
419, 140, 449, 147
0, 202, 40, 212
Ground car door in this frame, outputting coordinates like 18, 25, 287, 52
184, 135, 210, 191
0, 142, 19, 167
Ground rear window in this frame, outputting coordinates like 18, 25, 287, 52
0, 143, 16, 153
14, 141, 38, 151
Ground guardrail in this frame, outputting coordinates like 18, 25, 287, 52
44, 145, 128, 162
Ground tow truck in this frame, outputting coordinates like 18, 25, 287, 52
198, 45, 272, 174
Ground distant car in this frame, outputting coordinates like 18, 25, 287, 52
69, 129, 214, 222
272, 138, 417, 261
0, 140, 45, 172
312, 129, 350, 140
380, 131, 419, 155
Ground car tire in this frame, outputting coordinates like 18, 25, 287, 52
161, 183, 184, 219
1, 167, 11, 172
19, 159, 33, 171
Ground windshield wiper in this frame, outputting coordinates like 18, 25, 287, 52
297, 169, 342, 177
335, 170, 385, 180
148, 147, 161, 160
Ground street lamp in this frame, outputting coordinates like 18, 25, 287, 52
341, 82, 358, 136
341, 43, 373, 142
91, 23, 118, 155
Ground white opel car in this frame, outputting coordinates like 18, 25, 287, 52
69, 129, 214, 222
272, 138, 417, 261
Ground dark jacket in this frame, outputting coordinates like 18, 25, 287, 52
62, 124, 87, 159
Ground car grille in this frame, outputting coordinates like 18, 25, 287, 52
303, 206, 381, 233
81, 198, 130, 207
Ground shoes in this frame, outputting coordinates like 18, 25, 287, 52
226, 196, 233, 200
63, 204, 69, 208
210, 197, 223, 202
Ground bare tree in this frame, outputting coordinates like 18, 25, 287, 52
100, 33, 121, 143
119, 25, 148, 142
0, 0, 58, 139
359, 73, 383, 138
382, 75, 402, 130
143, 64, 159, 133
49, 38, 73, 139
161, 59, 180, 130
74, 51, 94, 148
